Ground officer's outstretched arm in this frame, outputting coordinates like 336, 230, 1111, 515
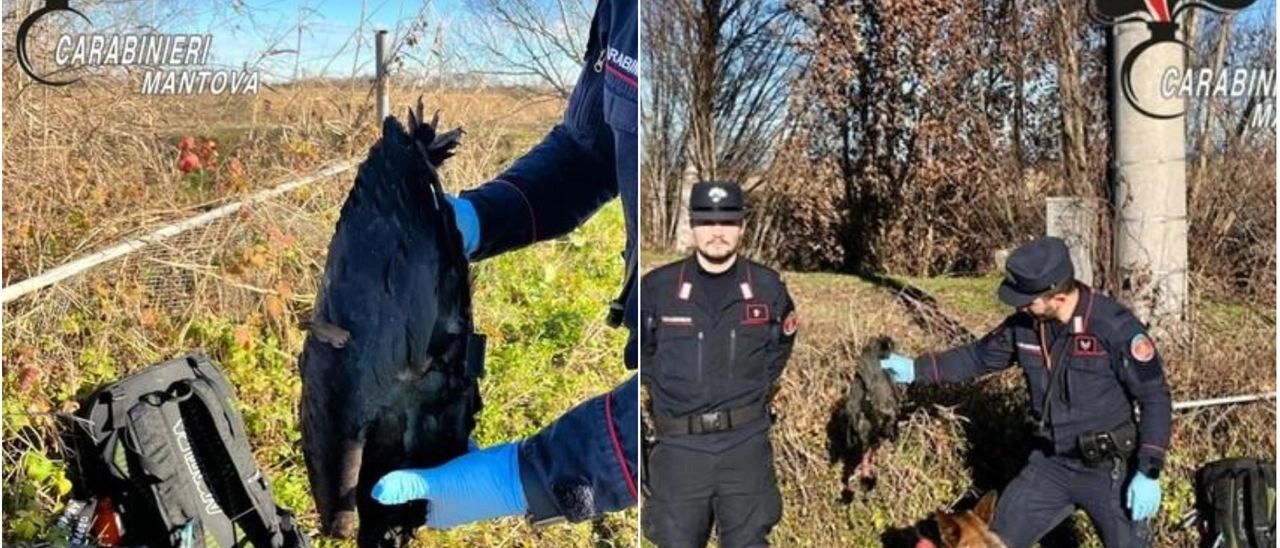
911, 320, 1017, 384
460, 67, 619, 261
1110, 318, 1173, 479
519, 374, 639, 522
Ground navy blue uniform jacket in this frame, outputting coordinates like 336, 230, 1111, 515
458, 0, 639, 523
911, 285, 1173, 477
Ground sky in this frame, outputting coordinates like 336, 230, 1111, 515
17, 0, 588, 84
13, 0, 1274, 85
178, 0, 477, 80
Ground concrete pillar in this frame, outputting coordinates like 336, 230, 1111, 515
1111, 21, 1189, 339
1046, 197, 1100, 287
674, 163, 698, 252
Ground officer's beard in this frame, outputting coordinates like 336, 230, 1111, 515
1031, 303, 1064, 323
696, 239, 740, 267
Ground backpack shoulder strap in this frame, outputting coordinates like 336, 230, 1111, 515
183, 356, 286, 548
1246, 460, 1275, 548
115, 373, 227, 547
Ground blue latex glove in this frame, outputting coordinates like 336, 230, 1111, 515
1127, 472, 1162, 521
879, 352, 914, 383
372, 442, 527, 528
444, 194, 480, 258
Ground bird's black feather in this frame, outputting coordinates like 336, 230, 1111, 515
299, 98, 477, 547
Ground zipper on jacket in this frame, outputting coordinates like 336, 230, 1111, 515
729, 329, 737, 380
594, 48, 607, 73
697, 331, 704, 383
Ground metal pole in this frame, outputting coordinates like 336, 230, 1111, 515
0, 161, 359, 305
1173, 392, 1277, 411
375, 30, 389, 121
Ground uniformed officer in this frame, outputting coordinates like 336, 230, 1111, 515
641, 180, 799, 548
370, 0, 640, 529
879, 236, 1172, 548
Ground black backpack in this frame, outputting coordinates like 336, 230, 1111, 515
1194, 458, 1276, 548
73, 353, 309, 548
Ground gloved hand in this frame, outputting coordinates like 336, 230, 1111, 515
444, 194, 479, 258
879, 352, 915, 383
372, 441, 527, 528
1126, 472, 1162, 521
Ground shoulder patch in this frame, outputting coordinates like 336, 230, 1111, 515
1130, 333, 1156, 363
782, 311, 799, 336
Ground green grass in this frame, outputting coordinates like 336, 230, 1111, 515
898, 273, 1010, 320
1197, 299, 1275, 332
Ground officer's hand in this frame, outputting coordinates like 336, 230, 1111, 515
879, 353, 915, 383
371, 441, 527, 528
1126, 472, 1162, 521
444, 194, 480, 258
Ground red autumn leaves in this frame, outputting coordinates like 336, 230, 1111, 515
175, 135, 246, 191
177, 135, 210, 174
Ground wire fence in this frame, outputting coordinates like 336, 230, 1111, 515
1, 162, 358, 371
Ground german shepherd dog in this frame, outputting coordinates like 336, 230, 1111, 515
934, 491, 1009, 548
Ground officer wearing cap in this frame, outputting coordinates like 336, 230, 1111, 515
641, 180, 799, 547
878, 236, 1172, 547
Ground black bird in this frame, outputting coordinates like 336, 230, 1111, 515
828, 336, 901, 501
298, 99, 480, 547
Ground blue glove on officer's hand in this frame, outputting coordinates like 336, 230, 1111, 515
371, 441, 527, 529
1127, 472, 1162, 521
879, 352, 914, 383
444, 194, 479, 258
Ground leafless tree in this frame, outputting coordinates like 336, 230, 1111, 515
459, 0, 593, 98
641, 0, 800, 249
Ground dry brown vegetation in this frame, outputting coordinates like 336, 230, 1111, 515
638, 254, 1275, 547
2, 78, 563, 282
642, 4, 1274, 541
2, 72, 637, 548
644, 1, 1276, 310
777, 271, 1274, 547
3, 0, 643, 545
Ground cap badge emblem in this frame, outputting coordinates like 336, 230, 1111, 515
708, 187, 728, 203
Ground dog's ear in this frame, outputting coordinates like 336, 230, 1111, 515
974, 491, 999, 524
935, 512, 961, 547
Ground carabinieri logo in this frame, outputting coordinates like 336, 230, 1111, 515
1089, 0, 1260, 119
15, 0, 260, 94
16, 0, 87, 86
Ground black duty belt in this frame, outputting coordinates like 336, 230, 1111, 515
653, 404, 766, 436
1034, 421, 1137, 468
1077, 421, 1137, 467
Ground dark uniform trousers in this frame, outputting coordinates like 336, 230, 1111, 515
645, 436, 782, 548
991, 451, 1152, 548
912, 285, 1171, 548
640, 256, 797, 548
